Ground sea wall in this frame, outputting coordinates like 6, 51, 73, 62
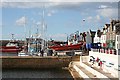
1, 56, 72, 69
89, 51, 119, 77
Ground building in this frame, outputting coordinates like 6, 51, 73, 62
114, 23, 120, 55
94, 30, 102, 43
100, 24, 110, 48
101, 34, 107, 48
106, 20, 120, 49
94, 32, 100, 43
89, 20, 120, 78
99, 20, 120, 54
90, 30, 96, 43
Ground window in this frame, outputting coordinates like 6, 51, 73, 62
110, 34, 111, 40
117, 44, 118, 49
117, 36, 118, 41
118, 49, 120, 55
119, 36, 120, 41
108, 28, 109, 32
112, 26, 114, 31
119, 44, 120, 49
114, 26, 116, 31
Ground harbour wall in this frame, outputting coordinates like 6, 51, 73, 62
89, 51, 119, 77
1, 56, 72, 69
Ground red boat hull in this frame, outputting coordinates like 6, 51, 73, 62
0, 46, 22, 53
49, 43, 83, 51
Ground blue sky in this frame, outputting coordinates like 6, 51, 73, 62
1, 1, 119, 41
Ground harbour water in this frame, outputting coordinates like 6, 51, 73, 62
2, 68, 73, 79
1, 52, 73, 79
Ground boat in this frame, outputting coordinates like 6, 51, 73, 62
49, 41, 84, 51
0, 41, 23, 53
18, 52, 29, 56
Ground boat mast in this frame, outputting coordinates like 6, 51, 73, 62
11, 34, 14, 41
24, 16, 26, 40
41, 4, 47, 51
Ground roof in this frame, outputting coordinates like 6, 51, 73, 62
90, 30, 96, 37
105, 24, 110, 28
114, 23, 120, 26
97, 29, 102, 37
115, 23, 120, 35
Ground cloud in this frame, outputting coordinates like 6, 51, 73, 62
99, 5, 108, 9
47, 10, 57, 16
36, 21, 41, 25
1, 2, 82, 9
49, 33, 67, 41
2, 0, 49, 2
97, 8, 118, 18
16, 16, 27, 26
87, 16, 93, 20
47, 13, 52, 16
2, 0, 119, 9
96, 15, 100, 20
2, 2, 44, 8
2, 0, 120, 2
86, 15, 101, 22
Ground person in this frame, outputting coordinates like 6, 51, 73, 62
80, 33, 83, 41
41, 49, 44, 57
82, 42, 86, 51
96, 57, 99, 62
99, 61, 102, 69
86, 32, 92, 51
82, 32, 86, 42
89, 56, 95, 67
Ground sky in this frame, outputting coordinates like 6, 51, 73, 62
0, 0, 119, 41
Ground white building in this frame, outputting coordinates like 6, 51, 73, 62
114, 22, 120, 55
94, 32, 101, 43
116, 35, 120, 49
101, 34, 107, 47
115, 35, 120, 55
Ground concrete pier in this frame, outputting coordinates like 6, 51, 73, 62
1, 56, 72, 69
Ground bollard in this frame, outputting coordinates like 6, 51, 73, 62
114, 49, 116, 55
109, 49, 112, 54
100, 61, 103, 69
100, 49, 102, 53
104, 48, 105, 53
102, 49, 104, 53
105, 49, 109, 54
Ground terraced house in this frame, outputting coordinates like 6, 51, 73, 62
114, 21, 120, 55
105, 20, 120, 54
106, 20, 114, 49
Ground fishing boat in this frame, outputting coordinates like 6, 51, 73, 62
49, 41, 84, 51
0, 41, 22, 53
49, 31, 86, 51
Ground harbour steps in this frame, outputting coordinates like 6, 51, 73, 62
70, 61, 119, 80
